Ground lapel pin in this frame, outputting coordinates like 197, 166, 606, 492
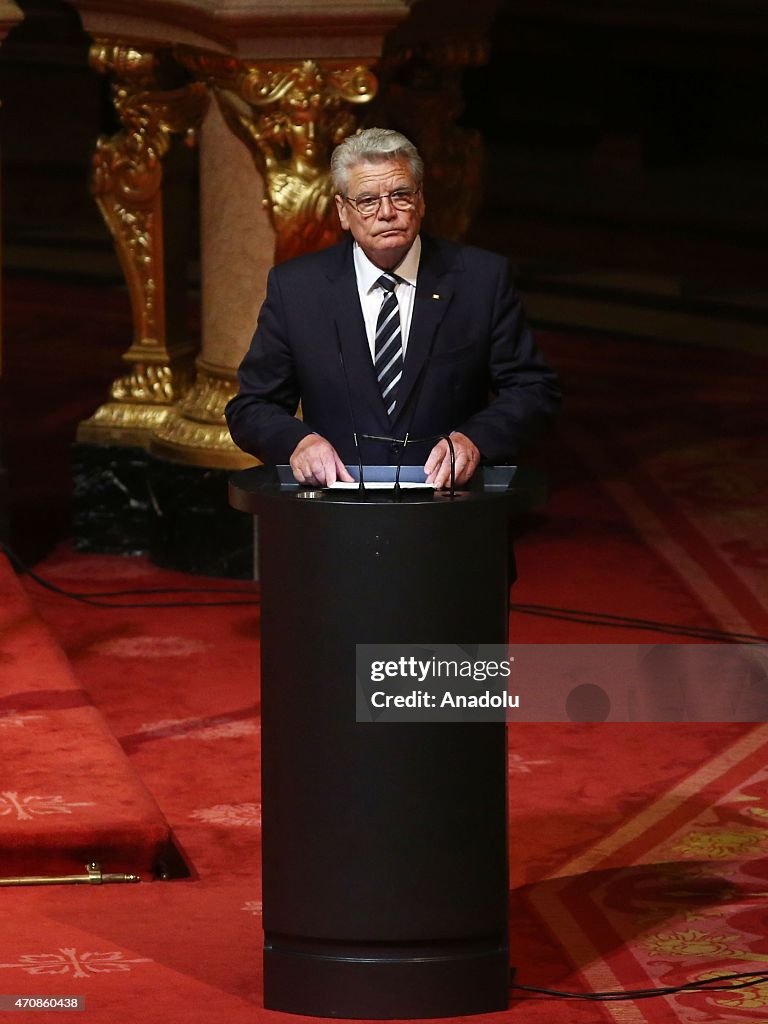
432, 293, 440, 300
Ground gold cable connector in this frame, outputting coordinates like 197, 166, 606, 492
0, 862, 141, 887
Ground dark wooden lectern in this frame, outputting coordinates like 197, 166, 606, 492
229, 467, 521, 1019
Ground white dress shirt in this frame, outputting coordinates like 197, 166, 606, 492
352, 237, 421, 360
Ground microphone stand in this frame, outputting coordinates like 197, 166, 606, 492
335, 325, 366, 495
393, 432, 409, 501
440, 433, 457, 499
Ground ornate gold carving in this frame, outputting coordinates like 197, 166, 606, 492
149, 362, 258, 469
109, 362, 192, 404
84, 40, 209, 445
76, 401, 175, 449
150, 419, 250, 468
178, 50, 377, 263
177, 361, 239, 424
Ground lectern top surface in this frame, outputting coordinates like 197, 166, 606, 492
228, 465, 538, 516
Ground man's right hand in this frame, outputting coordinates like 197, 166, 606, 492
289, 434, 355, 487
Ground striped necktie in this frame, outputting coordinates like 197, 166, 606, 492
374, 272, 404, 418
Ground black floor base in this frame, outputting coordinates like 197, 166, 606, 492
73, 443, 153, 556
264, 938, 510, 1019
73, 443, 253, 578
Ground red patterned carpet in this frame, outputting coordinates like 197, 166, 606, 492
0, 532, 764, 1022
540, 330, 768, 640
0, 554, 173, 877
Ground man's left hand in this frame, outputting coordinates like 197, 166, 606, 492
424, 431, 481, 489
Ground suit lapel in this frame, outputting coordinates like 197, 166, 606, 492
392, 238, 453, 428
322, 236, 456, 437
324, 242, 389, 431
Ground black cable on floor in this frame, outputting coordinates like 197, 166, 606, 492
0, 542, 259, 608
511, 968, 768, 1001
510, 601, 767, 644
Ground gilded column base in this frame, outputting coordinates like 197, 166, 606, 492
76, 358, 194, 448
148, 360, 258, 469
76, 402, 175, 448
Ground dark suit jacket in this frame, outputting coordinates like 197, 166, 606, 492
226, 235, 560, 468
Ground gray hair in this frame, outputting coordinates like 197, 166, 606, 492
330, 127, 424, 195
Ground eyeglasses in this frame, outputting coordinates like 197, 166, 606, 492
343, 187, 421, 218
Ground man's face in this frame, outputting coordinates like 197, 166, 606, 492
335, 158, 425, 270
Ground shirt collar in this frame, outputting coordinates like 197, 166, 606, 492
353, 235, 421, 293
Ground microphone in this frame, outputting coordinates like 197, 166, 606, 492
334, 323, 366, 494
439, 433, 457, 498
393, 431, 408, 499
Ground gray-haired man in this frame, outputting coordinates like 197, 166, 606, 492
226, 127, 560, 486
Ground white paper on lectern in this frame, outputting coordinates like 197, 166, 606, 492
327, 481, 436, 490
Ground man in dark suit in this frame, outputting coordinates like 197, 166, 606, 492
226, 128, 560, 487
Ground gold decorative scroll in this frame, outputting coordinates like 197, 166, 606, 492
178, 50, 377, 264
77, 399, 180, 449
80, 40, 208, 445
149, 360, 257, 469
